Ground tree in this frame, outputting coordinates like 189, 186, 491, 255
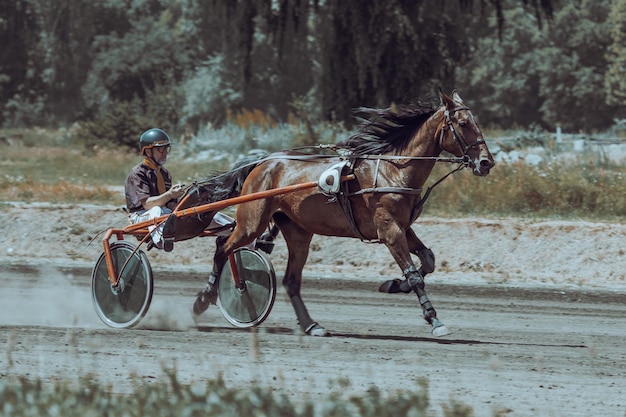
28, 0, 122, 123
178, 0, 555, 124
0, 0, 42, 125
537, 0, 617, 130
0, 0, 557, 129
81, 0, 190, 124
457, 0, 619, 131
605, 0, 626, 111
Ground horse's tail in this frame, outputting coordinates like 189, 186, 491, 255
195, 155, 264, 204
221, 155, 264, 198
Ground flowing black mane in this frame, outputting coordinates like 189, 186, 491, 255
344, 102, 437, 156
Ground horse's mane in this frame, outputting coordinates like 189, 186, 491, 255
343, 102, 437, 156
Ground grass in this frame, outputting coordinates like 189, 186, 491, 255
1, 126, 624, 222
424, 159, 626, 221
0, 129, 226, 204
0, 369, 480, 417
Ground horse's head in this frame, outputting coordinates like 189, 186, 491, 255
438, 91, 495, 176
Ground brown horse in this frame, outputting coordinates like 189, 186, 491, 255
192, 90, 495, 337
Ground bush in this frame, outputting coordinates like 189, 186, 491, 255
72, 101, 155, 152
0, 371, 473, 417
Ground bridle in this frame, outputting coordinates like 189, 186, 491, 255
439, 105, 486, 167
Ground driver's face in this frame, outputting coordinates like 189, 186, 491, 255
148, 145, 169, 165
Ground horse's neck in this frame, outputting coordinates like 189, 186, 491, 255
396, 108, 444, 187
407, 107, 444, 158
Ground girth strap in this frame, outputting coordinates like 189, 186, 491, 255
330, 159, 423, 243
337, 179, 371, 242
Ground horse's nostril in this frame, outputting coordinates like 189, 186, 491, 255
480, 159, 494, 168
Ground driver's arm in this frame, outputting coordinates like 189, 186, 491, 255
141, 184, 185, 210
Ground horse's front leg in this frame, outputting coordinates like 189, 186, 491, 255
379, 224, 449, 337
379, 227, 435, 293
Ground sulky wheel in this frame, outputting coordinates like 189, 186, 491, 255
217, 248, 276, 328
91, 241, 154, 329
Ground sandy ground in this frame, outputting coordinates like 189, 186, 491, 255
2, 202, 625, 291
1, 203, 626, 416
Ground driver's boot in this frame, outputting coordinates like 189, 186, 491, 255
162, 213, 178, 252
255, 224, 280, 254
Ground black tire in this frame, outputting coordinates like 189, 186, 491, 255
217, 248, 276, 328
91, 241, 153, 328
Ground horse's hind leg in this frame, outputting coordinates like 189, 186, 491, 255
193, 204, 271, 316
273, 213, 327, 336
193, 235, 229, 315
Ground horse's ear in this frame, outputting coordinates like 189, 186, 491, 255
439, 89, 456, 110
452, 90, 465, 105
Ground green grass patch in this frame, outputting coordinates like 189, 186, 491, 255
0, 370, 478, 417
1, 127, 624, 221
424, 160, 625, 221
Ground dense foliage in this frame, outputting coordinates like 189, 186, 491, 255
2, 0, 625, 144
0, 0, 626, 143
456, 0, 621, 131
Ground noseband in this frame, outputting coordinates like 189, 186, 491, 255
439, 106, 486, 166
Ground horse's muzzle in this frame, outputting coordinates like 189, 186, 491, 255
473, 156, 495, 176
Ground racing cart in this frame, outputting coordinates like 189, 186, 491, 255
91, 178, 340, 329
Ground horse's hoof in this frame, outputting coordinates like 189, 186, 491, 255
192, 287, 217, 316
431, 324, 450, 337
378, 279, 412, 294
307, 324, 330, 337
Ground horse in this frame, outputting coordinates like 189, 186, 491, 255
189, 90, 495, 337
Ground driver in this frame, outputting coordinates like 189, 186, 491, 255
125, 128, 185, 252
125, 128, 265, 254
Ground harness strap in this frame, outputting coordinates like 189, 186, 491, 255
338, 179, 372, 242
347, 186, 422, 196
334, 158, 424, 243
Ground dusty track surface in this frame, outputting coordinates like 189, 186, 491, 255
1, 265, 625, 417
1, 204, 625, 416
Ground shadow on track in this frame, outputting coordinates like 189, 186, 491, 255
195, 325, 587, 349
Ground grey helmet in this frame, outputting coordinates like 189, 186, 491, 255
139, 128, 172, 155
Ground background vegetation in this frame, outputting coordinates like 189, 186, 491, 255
1, 124, 624, 221
1, 369, 481, 417
1, 0, 624, 219
2, 0, 626, 139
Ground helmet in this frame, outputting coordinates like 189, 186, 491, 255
139, 128, 173, 154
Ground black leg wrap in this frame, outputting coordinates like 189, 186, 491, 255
379, 264, 428, 294
403, 265, 425, 290
417, 291, 437, 325
290, 295, 317, 333
405, 266, 437, 324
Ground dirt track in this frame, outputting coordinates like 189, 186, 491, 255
1, 264, 625, 417
1, 204, 626, 415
